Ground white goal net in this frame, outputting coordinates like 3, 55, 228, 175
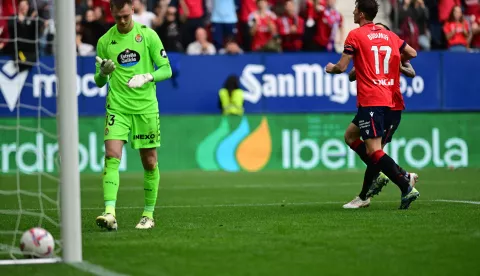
0, 0, 80, 263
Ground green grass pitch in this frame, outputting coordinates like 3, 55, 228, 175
1, 168, 480, 276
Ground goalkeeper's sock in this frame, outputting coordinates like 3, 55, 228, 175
105, 201, 116, 216
103, 157, 121, 217
143, 164, 160, 219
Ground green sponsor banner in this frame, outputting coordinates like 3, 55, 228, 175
0, 113, 478, 173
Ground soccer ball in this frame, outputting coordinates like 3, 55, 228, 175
19, 227, 55, 258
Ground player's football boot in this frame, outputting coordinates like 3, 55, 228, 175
409, 173, 419, 187
399, 186, 420, 209
135, 217, 155, 229
366, 172, 390, 198
367, 172, 419, 199
95, 213, 118, 231
343, 196, 370, 209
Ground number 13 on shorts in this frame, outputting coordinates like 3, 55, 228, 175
103, 111, 161, 149
104, 112, 130, 143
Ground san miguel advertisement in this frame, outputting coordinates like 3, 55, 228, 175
2, 52, 478, 116
0, 114, 477, 174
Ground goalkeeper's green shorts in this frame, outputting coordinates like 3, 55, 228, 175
103, 109, 160, 149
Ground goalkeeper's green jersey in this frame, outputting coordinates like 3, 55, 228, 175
95, 22, 170, 114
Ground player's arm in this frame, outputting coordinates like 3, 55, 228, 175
401, 43, 417, 61
326, 32, 355, 74
400, 61, 415, 78
127, 30, 172, 88
94, 64, 108, 88
148, 30, 172, 82
393, 32, 417, 62
94, 38, 114, 88
325, 53, 352, 74
348, 67, 356, 82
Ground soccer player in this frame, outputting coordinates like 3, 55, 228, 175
343, 22, 419, 209
325, 0, 420, 209
93, 0, 172, 230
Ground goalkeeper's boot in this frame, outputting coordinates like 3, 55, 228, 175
135, 217, 155, 229
343, 196, 370, 209
95, 213, 118, 231
399, 186, 420, 210
366, 172, 390, 199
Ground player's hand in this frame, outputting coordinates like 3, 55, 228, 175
96, 56, 116, 77
127, 73, 153, 88
325, 62, 336, 73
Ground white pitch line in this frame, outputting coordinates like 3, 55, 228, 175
0, 257, 61, 265
433, 199, 480, 205
82, 201, 354, 210
0, 199, 479, 213
0, 200, 444, 212
0, 201, 384, 212
10, 180, 468, 194
69, 261, 130, 276
0, 258, 130, 276
34, 182, 359, 193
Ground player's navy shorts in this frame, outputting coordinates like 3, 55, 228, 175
352, 106, 389, 141
382, 110, 402, 144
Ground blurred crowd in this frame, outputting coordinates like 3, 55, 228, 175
72, 0, 347, 55
389, 0, 480, 52
0, 0, 478, 63
0, 0, 346, 58
0, 0, 54, 68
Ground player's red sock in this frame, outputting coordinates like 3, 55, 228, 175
349, 139, 369, 164
370, 150, 410, 195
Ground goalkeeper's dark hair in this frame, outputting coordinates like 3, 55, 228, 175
110, 0, 133, 10
355, 0, 379, 21
375, 22, 390, 31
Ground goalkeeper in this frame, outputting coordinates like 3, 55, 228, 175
93, 0, 172, 230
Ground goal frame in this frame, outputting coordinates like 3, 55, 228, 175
0, 0, 82, 265
55, 0, 83, 264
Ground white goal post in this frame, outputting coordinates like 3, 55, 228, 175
55, 0, 82, 264
0, 0, 82, 265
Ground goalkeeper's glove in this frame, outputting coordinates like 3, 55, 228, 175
127, 73, 153, 88
96, 56, 116, 77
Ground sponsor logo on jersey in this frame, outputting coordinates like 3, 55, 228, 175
133, 131, 157, 145
160, 49, 167, 58
117, 49, 140, 67
133, 134, 156, 140
373, 78, 395, 86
